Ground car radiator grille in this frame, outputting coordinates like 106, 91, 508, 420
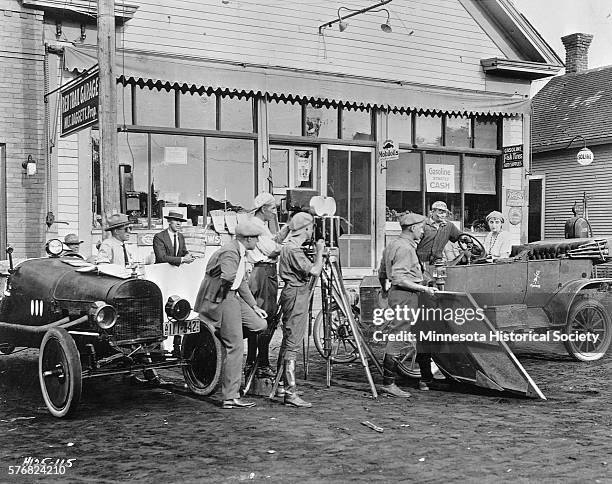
111, 297, 163, 342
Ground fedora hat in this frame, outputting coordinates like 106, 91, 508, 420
64, 233, 83, 245
105, 213, 131, 231
164, 211, 187, 222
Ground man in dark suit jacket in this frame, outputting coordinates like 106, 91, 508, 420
153, 211, 195, 266
194, 220, 268, 409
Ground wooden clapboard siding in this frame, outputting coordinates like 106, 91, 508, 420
57, 132, 80, 236
119, 0, 504, 91
531, 145, 612, 239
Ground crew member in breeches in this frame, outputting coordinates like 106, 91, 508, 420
277, 213, 324, 408
379, 212, 438, 397
194, 220, 268, 409
245, 192, 290, 378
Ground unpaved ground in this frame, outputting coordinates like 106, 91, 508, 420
0, 336, 610, 483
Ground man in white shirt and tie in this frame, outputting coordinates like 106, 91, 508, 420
153, 211, 195, 266
96, 213, 136, 266
194, 220, 268, 409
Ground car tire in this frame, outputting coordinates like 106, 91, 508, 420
39, 327, 82, 418
564, 298, 612, 361
182, 320, 224, 396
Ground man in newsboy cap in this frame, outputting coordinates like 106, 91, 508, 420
194, 219, 268, 409
378, 212, 438, 397
153, 210, 195, 266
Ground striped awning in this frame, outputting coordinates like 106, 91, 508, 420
64, 46, 530, 117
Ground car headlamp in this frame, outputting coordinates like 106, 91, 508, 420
45, 239, 64, 257
165, 295, 191, 321
89, 301, 117, 330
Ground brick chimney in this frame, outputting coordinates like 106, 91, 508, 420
561, 33, 593, 74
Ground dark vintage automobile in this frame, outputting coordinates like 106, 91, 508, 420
0, 239, 223, 418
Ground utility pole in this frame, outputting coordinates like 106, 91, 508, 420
97, 0, 119, 229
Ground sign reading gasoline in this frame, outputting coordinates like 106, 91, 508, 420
502, 144, 523, 168
577, 147, 594, 166
60, 70, 99, 137
425, 164, 455, 193
378, 139, 399, 163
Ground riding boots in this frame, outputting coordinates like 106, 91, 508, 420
283, 359, 312, 408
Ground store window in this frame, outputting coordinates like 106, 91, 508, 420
474, 117, 498, 149
180, 92, 216, 130
306, 103, 338, 139
424, 153, 461, 223
136, 87, 175, 127
342, 107, 372, 141
387, 112, 412, 145
445, 115, 471, 148
415, 114, 442, 146
385, 151, 421, 220
220, 96, 253, 132
268, 100, 302, 136
464, 156, 497, 231
206, 138, 255, 212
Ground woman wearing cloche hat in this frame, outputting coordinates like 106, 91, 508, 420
484, 211, 512, 260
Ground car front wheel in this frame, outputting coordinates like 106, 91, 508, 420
564, 299, 612, 361
182, 321, 224, 396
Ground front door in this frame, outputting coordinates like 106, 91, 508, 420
528, 177, 544, 242
322, 146, 374, 271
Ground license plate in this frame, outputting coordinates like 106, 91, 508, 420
163, 319, 200, 337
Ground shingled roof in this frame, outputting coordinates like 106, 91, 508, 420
531, 65, 612, 152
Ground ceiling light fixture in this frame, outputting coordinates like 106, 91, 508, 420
318, 0, 393, 35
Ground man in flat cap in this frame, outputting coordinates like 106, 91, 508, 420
245, 192, 290, 380
194, 219, 268, 409
153, 211, 195, 266
416, 201, 463, 271
277, 212, 325, 407
378, 212, 438, 397
96, 213, 136, 266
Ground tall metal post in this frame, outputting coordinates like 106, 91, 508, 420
98, 0, 119, 228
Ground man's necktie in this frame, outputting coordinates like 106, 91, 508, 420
122, 243, 129, 266
173, 233, 178, 257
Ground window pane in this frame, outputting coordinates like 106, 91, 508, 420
350, 151, 371, 234
386, 151, 421, 220
474, 118, 498, 149
342, 107, 372, 140
464, 156, 496, 194
327, 150, 349, 223
387, 112, 412, 145
465, 194, 497, 232
220, 96, 253, 132
445, 115, 471, 148
118, 133, 148, 226
117, 83, 132, 125
416, 114, 442, 146
206, 138, 255, 212
136, 87, 175, 127
150, 135, 204, 227
180, 92, 216, 130
424, 153, 461, 225
268, 100, 302, 135
306, 104, 338, 139
270, 148, 289, 192
293, 149, 314, 189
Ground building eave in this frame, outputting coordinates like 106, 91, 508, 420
21, 0, 138, 23
481, 57, 562, 80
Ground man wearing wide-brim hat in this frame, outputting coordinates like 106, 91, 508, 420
153, 211, 195, 266
194, 219, 268, 409
378, 212, 438, 397
96, 213, 136, 266
62, 233, 83, 256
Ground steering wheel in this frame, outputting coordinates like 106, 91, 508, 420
448, 233, 487, 266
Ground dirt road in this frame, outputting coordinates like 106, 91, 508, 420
0, 339, 611, 483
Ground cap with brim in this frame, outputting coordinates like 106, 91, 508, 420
431, 201, 450, 212
105, 213, 131, 231
398, 212, 426, 227
251, 192, 276, 212
164, 211, 187, 222
486, 210, 505, 223
288, 212, 314, 232
64, 233, 83, 245
235, 220, 264, 237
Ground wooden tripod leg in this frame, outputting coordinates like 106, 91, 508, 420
242, 359, 259, 396
269, 359, 285, 400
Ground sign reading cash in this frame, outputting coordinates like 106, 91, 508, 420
502, 144, 524, 168
60, 70, 99, 137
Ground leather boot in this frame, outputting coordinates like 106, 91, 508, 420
283, 360, 312, 408
380, 354, 411, 398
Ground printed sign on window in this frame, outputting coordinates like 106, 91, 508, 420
425, 164, 455, 193
295, 150, 312, 186
163, 146, 188, 165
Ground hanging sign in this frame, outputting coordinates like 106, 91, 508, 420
503, 144, 523, 168
425, 164, 455, 193
378, 139, 400, 164
60, 70, 99, 137
577, 147, 594, 166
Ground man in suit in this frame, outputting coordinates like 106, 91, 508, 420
153, 211, 195, 266
194, 220, 268, 409
96, 213, 136, 266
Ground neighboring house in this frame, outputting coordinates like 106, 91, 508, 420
531, 33, 612, 241
1, 0, 562, 274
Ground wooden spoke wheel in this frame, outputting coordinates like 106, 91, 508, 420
313, 305, 360, 364
564, 299, 612, 362
182, 321, 224, 396
39, 328, 82, 418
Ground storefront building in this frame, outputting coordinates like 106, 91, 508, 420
1, 0, 562, 273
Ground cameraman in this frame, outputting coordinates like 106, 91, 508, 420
277, 212, 324, 408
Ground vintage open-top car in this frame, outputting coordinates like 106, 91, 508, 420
0, 239, 223, 417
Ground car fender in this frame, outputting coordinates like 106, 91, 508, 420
544, 278, 612, 327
